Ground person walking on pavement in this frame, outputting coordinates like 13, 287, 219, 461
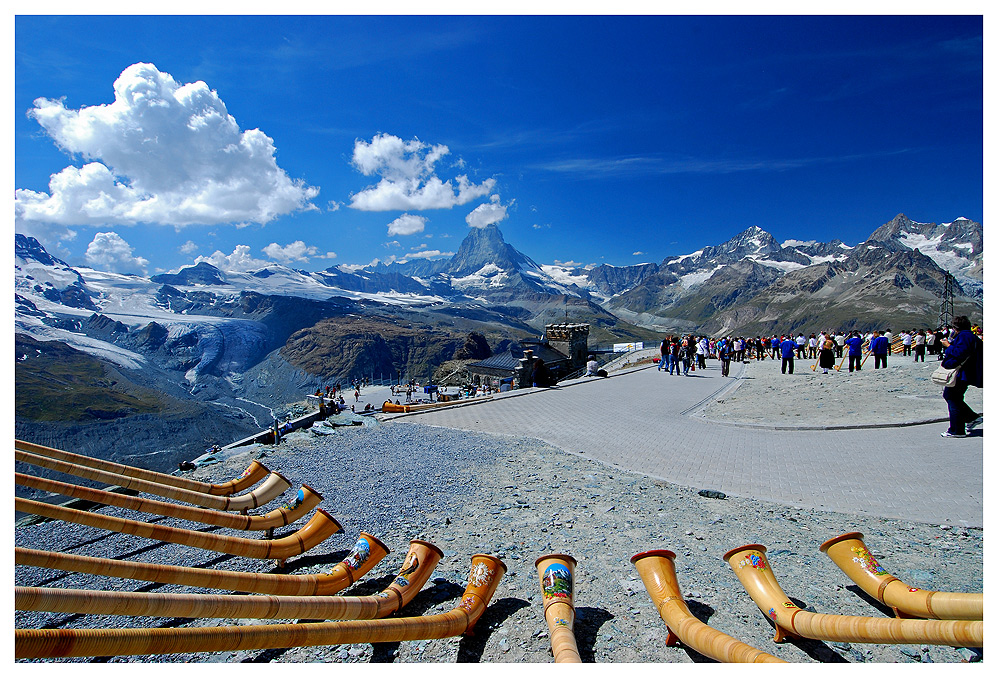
719, 338, 732, 377
781, 334, 797, 374
659, 337, 670, 372
869, 330, 890, 369
938, 316, 983, 438
669, 337, 682, 375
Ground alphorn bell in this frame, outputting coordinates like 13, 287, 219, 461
630, 550, 785, 663
723, 544, 983, 646
16, 539, 444, 620
15, 472, 321, 532
15, 498, 341, 562
535, 553, 582, 663
15, 449, 290, 512
15, 554, 506, 659
16, 532, 390, 596
819, 532, 983, 621
14, 439, 267, 495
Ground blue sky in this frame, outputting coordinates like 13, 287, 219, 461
14, 13, 984, 276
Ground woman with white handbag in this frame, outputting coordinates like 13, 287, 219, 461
937, 316, 983, 438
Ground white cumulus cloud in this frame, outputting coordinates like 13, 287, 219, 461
349, 133, 494, 211
15, 62, 318, 236
179, 240, 198, 255
262, 240, 320, 265
387, 213, 427, 236
84, 232, 149, 274
196, 245, 269, 272
401, 249, 453, 261
466, 194, 511, 229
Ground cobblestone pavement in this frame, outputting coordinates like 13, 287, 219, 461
382, 360, 984, 527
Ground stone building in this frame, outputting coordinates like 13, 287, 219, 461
466, 323, 591, 388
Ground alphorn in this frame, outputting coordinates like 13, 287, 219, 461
15, 449, 290, 512
15, 472, 320, 532
16, 540, 444, 620
16, 531, 389, 596
15, 498, 340, 562
631, 550, 786, 663
15, 554, 506, 659
14, 439, 267, 495
723, 544, 983, 646
820, 532, 983, 621
535, 553, 582, 663
834, 352, 847, 371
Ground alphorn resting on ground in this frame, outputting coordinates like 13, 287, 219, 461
631, 549, 786, 663
15, 449, 290, 512
16, 531, 390, 596
14, 498, 341, 563
14, 439, 268, 496
15, 554, 506, 659
723, 544, 983, 647
16, 539, 444, 620
819, 532, 983, 621
535, 553, 582, 663
16, 472, 321, 532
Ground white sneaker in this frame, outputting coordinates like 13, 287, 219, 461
941, 431, 968, 438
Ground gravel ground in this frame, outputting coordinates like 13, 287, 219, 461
701, 354, 983, 428
15, 417, 983, 664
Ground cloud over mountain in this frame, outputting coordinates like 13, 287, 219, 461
84, 231, 149, 274
349, 133, 494, 211
15, 62, 319, 233
466, 194, 510, 229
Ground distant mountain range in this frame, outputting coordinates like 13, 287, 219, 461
14, 212, 982, 467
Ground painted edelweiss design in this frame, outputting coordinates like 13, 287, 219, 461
470, 561, 495, 588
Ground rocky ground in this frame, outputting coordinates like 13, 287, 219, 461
15, 410, 983, 664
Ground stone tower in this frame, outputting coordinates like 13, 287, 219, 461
545, 323, 590, 367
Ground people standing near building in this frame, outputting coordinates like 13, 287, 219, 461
938, 316, 983, 438
870, 330, 890, 369
845, 331, 864, 372
585, 355, 599, 377
913, 330, 926, 362
780, 334, 797, 374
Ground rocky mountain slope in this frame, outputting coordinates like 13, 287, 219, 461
12, 211, 982, 467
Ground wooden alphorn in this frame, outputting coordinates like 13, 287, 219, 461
15, 554, 506, 659
16, 532, 389, 596
535, 553, 582, 662
723, 544, 983, 646
16, 540, 443, 620
631, 550, 785, 663
15, 498, 340, 562
820, 532, 983, 621
14, 439, 267, 495
15, 472, 320, 532
15, 449, 290, 512
834, 352, 847, 371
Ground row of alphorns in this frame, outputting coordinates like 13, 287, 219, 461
14, 440, 983, 661
13, 439, 510, 658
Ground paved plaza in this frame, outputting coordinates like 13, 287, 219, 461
383, 360, 984, 527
